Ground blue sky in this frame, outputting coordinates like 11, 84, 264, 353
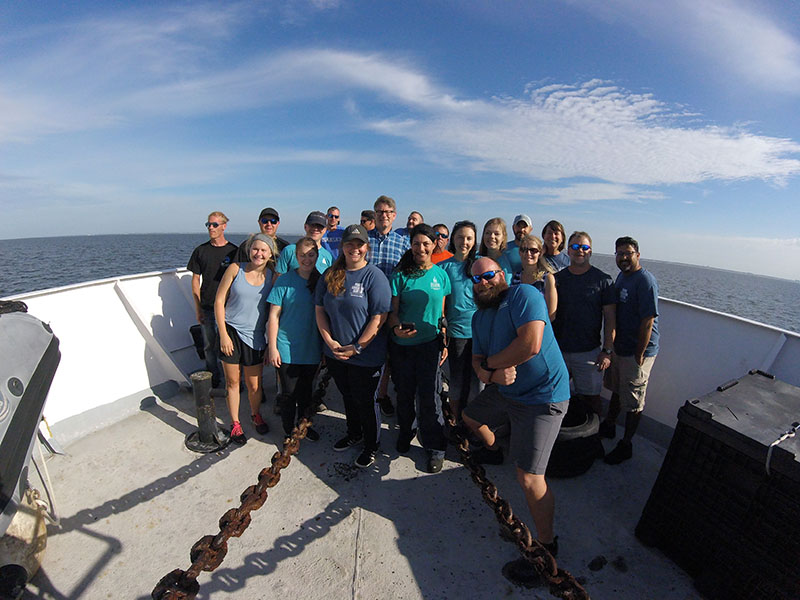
2, 1, 799, 279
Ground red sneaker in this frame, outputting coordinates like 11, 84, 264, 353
230, 421, 247, 444
251, 413, 269, 435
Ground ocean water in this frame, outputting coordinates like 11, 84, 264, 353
1, 233, 799, 333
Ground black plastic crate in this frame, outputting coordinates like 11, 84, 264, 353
636, 371, 800, 600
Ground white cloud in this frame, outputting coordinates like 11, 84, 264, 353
440, 183, 666, 205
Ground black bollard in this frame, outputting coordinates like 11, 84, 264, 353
185, 371, 231, 453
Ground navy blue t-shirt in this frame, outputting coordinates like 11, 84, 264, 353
614, 268, 659, 357
472, 285, 569, 405
314, 264, 392, 367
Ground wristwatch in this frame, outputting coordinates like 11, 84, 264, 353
480, 357, 496, 373
601, 348, 612, 355
353, 342, 363, 355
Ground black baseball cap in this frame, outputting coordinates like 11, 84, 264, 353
342, 224, 369, 244
259, 207, 279, 220
305, 211, 327, 228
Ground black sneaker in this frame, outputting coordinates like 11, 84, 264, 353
355, 448, 376, 468
304, 427, 320, 442
396, 430, 415, 454
598, 420, 616, 439
333, 435, 363, 452
251, 413, 269, 435
604, 440, 632, 464
542, 536, 558, 557
378, 396, 395, 417
427, 455, 444, 473
471, 446, 504, 465
230, 422, 247, 445
502, 557, 542, 588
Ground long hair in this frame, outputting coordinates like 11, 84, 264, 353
519, 234, 555, 282
448, 220, 479, 279
323, 240, 371, 296
295, 237, 321, 293
542, 220, 566, 253
396, 224, 436, 276
479, 217, 508, 256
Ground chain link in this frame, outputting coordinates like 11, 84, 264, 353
443, 401, 591, 600
151, 368, 332, 599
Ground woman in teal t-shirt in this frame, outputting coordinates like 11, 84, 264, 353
389, 224, 451, 474
267, 237, 323, 441
439, 220, 483, 422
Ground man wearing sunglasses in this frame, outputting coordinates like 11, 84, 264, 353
360, 210, 376, 231
431, 223, 453, 264
320, 205, 344, 259
188, 212, 239, 388
552, 232, 616, 419
461, 256, 569, 583
505, 214, 532, 275
236, 207, 289, 262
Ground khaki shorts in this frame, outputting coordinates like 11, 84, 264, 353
562, 347, 603, 396
603, 354, 656, 412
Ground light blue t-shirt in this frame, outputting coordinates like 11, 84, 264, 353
471, 285, 569, 405
314, 263, 392, 367
276, 244, 333, 275
505, 241, 522, 276
544, 251, 570, 272
438, 257, 477, 339
267, 269, 323, 365
390, 265, 451, 346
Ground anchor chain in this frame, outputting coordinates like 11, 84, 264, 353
152, 369, 331, 599
443, 402, 591, 600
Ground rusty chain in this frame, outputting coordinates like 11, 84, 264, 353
151, 368, 332, 600
442, 400, 590, 600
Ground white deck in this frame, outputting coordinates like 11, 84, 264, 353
23, 376, 698, 599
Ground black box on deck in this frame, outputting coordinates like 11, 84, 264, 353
635, 371, 800, 600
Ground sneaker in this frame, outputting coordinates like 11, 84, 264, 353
501, 557, 542, 588
333, 435, 363, 452
604, 440, 633, 464
378, 396, 395, 417
304, 427, 320, 442
598, 420, 616, 439
251, 413, 269, 435
355, 448, 376, 468
427, 455, 444, 474
471, 446, 504, 465
230, 422, 247, 445
542, 536, 558, 557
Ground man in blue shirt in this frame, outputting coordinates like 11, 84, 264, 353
601, 236, 659, 465
504, 214, 532, 275
320, 206, 344, 259
462, 256, 569, 584
366, 195, 410, 277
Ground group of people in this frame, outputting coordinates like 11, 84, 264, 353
188, 195, 660, 580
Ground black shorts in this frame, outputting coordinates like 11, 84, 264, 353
219, 324, 265, 367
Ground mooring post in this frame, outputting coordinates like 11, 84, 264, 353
185, 371, 230, 453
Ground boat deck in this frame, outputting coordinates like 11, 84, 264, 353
23, 376, 699, 600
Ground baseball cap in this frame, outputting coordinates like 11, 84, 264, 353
259, 207, 279, 220
513, 214, 532, 228
305, 211, 327, 228
341, 224, 369, 244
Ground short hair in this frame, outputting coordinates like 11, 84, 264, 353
615, 236, 639, 253
360, 209, 376, 221
207, 211, 228, 224
432, 223, 449, 234
542, 220, 566, 251
327, 206, 340, 214
568, 230, 592, 246
409, 211, 424, 221
374, 195, 396, 211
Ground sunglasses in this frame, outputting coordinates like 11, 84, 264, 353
569, 243, 591, 251
260, 217, 279, 225
470, 270, 499, 284
360, 218, 372, 224
435, 232, 449, 239
328, 214, 340, 219
205, 222, 222, 228
520, 247, 540, 254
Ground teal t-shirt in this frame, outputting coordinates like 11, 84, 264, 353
276, 244, 333, 274
438, 257, 477, 339
266, 269, 323, 365
390, 264, 451, 346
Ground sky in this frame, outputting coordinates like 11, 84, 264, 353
2, 0, 800, 279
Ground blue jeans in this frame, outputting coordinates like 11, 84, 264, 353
201, 308, 221, 386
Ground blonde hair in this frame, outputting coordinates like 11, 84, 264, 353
518, 234, 555, 281
324, 241, 370, 296
479, 217, 508, 256
207, 211, 228, 224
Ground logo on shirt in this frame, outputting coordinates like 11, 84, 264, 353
221, 257, 231, 266
351, 282, 365, 297
619, 288, 629, 303
430, 276, 442, 291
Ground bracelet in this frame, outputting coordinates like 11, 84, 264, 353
480, 358, 496, 373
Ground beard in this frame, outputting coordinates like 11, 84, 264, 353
474, 281, 509, 310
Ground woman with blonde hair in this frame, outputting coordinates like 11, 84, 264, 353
315, 224, 391, 469
479, 217, 513, 282
515, 234, 557, 320
214, 233, 277, 444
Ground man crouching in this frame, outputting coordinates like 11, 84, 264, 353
462, 257, 570, 584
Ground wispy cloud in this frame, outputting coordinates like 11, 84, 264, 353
440, 183, 666, 205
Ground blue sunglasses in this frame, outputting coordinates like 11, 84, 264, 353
569, 243, 591, 251
471, 270, 499, 284
260, 217, 279, 225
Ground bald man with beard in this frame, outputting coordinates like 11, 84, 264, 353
462, 256, 570, 585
